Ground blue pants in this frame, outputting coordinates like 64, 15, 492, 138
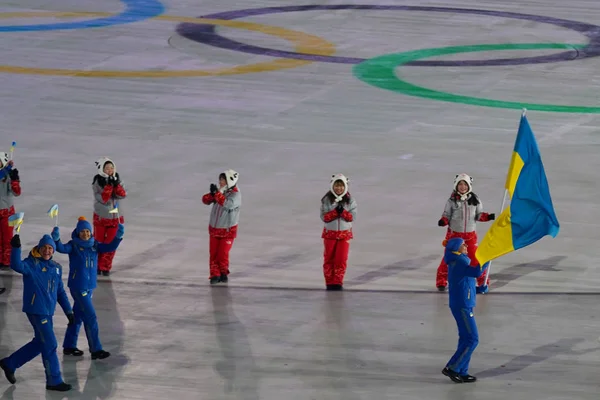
63, 289, 102, 353
3, 314, 63, 385
447, 307, 479, 375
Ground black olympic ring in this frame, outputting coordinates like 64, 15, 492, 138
176, 4, 600, 67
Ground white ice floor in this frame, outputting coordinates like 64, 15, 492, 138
1, 0, 600, 398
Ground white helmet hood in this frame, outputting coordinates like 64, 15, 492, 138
453, 173, 473, 199
223, 169, 239, 188
0, 152, 8, 168
330, 173, 349, 199
95, 157, 116, 178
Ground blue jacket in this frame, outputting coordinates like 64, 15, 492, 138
55, 229, 122, 291
10, 235, 72, 316
445, 238, 488, 309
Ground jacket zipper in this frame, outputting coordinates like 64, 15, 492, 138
463, 202, 467, 232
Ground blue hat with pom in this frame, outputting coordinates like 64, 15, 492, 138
76, 216, 92, 234
443, 237, 465, 254
37, 234, 56, 252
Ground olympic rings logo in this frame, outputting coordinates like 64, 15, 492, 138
2, 3, 599, 113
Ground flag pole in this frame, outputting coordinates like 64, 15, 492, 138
482, 108, 525, 287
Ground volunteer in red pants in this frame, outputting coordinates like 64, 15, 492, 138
202, 169, 241, 285
92, 157, 126, 276
320, 174, 357, 291
435, 174, 494, 293
0, 153, 20, 269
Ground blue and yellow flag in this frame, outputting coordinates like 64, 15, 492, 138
475, 114, 560, 265
8, 212, 24, 233
47, 204, 59, 219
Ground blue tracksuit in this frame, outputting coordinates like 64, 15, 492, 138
53, 223, 122, 352
2, 235, 72, 386
445, 237, 488, 375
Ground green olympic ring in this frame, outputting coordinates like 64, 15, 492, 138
352, 43, 600, 113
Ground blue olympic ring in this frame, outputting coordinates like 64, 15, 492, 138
0, 0, 164, 32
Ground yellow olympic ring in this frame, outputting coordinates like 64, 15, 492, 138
0, 12, 336, 78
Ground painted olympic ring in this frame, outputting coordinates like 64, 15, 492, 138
353, 43, 600, 113
176, 5, 600, 67
0, 12, 335, 78
0, 0, 164, 32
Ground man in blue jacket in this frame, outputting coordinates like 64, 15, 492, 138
441, 237, 489, 384
52, 216, 123, 359
0, 233, 74, 392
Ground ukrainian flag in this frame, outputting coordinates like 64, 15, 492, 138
475, 113, 560, 266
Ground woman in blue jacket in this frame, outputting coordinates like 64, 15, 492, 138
51, 216, 124, 360
441, 237, 489, 384
0, 233, 74, 392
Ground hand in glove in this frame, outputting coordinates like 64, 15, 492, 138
8, 168, 19, 181
488, 213, 496, 221
51, 227, 60, 242
115, 224, 125, 239
438, 218, 447, 227
112, 174, 121, 187
336, 204, 344, 214
467, 193, 480, 206
11, 234, 20, 248
210, 183, 218, 195
66, 312, 75, 326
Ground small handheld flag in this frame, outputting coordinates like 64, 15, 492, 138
109, 202, 120, 219
8, 212, 24, 233
9, 141, 16, 161
47, 204, 59, 226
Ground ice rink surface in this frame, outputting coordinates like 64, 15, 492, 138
0, 0, 600, 398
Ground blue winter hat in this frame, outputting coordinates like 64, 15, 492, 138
444, 237, 464, 254
76, 216, 92, 233
37, 234, 56, 252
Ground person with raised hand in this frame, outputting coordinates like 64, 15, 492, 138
441, 237, 489, 384
52, 216, 124, 360
92, 157, 126, 276
0, 233, 74, 392
320, 174, 357, 291
201, 169, 241, 285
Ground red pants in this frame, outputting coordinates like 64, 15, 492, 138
209, 236, 234, 279
0, 209, 15, 266
436, 230, 489, 288
323, 239, 350, 286
94, 223, 119, 272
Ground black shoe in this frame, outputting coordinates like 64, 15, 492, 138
210, 277, 220, 285
0, 264, 8, 270
0, 359, 16, 384
442, 367, 463, 383
460, 374, 477, 383
91, 350, 110, 360
219, 274, 228, 283
102, 271, 110, 276
328, 284, 343, 291
0, 288, 5, 295
326, 285, 334, 290
437, 286, 447, 292
97, 269, 102, 275
63, 348, 84, 356
46, 382, 72, 391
